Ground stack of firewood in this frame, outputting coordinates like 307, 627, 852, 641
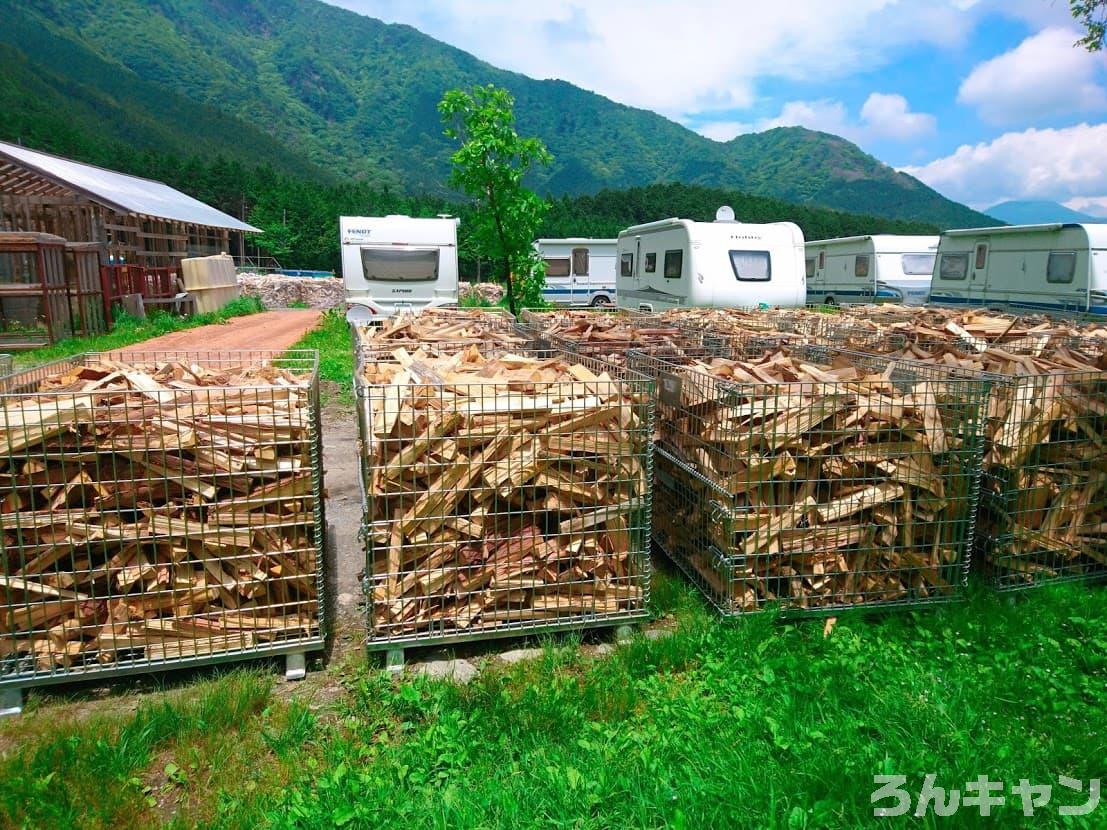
634, 347, 985, 613
360, 346, 651, 639
357, 308, 529, 356
0, 356, 320, 674
518, 309, 706, 364
856, 339, 1107, 584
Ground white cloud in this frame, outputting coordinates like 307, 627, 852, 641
860, 93, 936, 139
1064, 197, 1107, 217
327, 1, 972, 118
903, 123, 1107, 208
958, 28, 1107, 125
696, 93, 933, 145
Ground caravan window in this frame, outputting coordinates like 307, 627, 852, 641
571, 248, 589, 276
974, 244, 988, 270
664, 250, 683, 279
902, 254, 936, 275
644, 253, 657, 273
854, 255, 871, 278
730, 250, 771, 281
805, 257, 816, 278
544, 257, 570, 277
1047, 252, 1076, 283
620, 253, 634, 277
939, 253, 968, 280
360, 247, 439, 282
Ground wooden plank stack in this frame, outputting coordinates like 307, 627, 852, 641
0, 353, 322, 680
630, 345, 987, 614
846, 337, 1107, 587
359, 345, 652, 643
356, 308, 529, 357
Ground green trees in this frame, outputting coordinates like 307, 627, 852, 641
1072, 0, 1107, 49
438, 85, 552, 313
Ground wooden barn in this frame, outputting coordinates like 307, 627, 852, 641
0, 140, 259, 267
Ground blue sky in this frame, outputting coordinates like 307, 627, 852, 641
326, 0, 1107, 213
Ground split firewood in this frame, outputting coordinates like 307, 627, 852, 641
838, 336, 1107, 585
635, 345, 983, 613
356, 308, 528, 356
361, 345, 651, 638
0, 357, 320, 674
518, 308, 709, 365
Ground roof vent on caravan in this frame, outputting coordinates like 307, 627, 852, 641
715, 205, 736, 223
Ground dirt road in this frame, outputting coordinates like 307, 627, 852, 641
118, 310, 322, 354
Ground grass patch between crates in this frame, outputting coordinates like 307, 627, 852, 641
4, 576, 1105, 829
291, 309, 354, 408
11, 297, 265, 367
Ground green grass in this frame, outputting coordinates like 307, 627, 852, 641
292, 309, 354, 407
13, 297, 265, 367
3, 575, 1106, 829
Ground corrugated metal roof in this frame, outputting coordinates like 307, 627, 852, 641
0, 140, 260, 233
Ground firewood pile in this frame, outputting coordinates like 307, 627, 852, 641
819, 307, 1107, 353
356, 308, 528, 358
517, 309, 708, 364
358, 346, 652, 642
0, 353, 322, 679
629, 344, 988, 614
852, 338, 1107, 586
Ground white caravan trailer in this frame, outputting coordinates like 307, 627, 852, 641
805, 234, 938, 306
534, 238, 617, 306
339, 215, 459, 322
615, 209, 806, 311
928, 223, 1107, 316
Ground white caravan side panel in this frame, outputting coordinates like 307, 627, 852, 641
616, 220, 805, 311
339, 215, 459, 320
805, 235, 937, 306
534, 239, 616, 306
929, 224, 1105, 314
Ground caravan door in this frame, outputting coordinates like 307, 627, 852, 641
969, 240, 989, 304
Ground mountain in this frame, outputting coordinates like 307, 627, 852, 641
0, 0, 994, 229
985, 200, 1105, 225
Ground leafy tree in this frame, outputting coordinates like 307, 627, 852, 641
438, 85, 552, 313
1072, 0, 1107, 49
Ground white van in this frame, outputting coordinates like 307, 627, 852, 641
339, 215, 459, 322
929, 223, 1107, 315
806, 234, 938, 306
534, 238, 616, 306
615, 209, 806, 311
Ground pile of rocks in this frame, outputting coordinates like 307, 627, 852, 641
459, 281, 505, 305
237, 273, 345, 310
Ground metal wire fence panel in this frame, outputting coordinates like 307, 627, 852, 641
354, 308, 528, 362
973, 369, 1107, 588
0, 355, 10, 378
797, 330, 1107, 589
357, 347, 653, 647
629, 344, 989, 615
0, 350, 325, 687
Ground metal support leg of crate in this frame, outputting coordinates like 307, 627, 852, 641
285, 652, 307, 682
0, 687, 22, 718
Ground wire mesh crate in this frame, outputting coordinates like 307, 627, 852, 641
357, 346, 654, 648
518, 307, 709, 366
792, 331, 1107, 588
0, 355, 11, 377
353, 308, 528, 365
629, 343, 990, 615
0, 350, 325, 692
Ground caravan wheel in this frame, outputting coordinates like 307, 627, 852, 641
590, 295, 612, 307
